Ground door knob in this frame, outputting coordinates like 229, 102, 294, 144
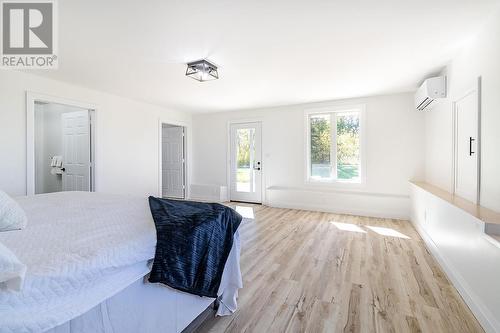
61, 168, 66, 172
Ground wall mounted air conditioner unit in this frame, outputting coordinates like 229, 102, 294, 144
415, 76, 447, 111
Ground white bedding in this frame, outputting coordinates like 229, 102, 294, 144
48, 229, 241, 333
0, 192, 242, 333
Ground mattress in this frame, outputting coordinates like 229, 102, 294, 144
0, 192, 242, 333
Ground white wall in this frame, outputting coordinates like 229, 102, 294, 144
414, 10, 500, 332
0, 70, 191, 197
192, 93, 425, 218
40, 105, 64, 193
425, 8, 500, 211
34, 104, 45, 194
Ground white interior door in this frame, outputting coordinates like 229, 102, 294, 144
230, 122, 262, 203
162, 126, 185, 198
454, 89, 479, 203
61, 111, 91, 191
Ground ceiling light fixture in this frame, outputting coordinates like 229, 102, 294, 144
185, 59, 219, 82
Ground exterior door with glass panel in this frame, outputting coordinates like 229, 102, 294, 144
230, 122, 262, 203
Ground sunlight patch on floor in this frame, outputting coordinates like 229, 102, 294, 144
330, 222, 366, 233
235, 206, 255, 219
366, 226, 411, 239
330, 221, 411, 239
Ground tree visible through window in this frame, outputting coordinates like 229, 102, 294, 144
310, 114, 331, 178
309, 110, 361, 182
236, 128, 255, 192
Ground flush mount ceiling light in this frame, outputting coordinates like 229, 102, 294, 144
185, 59, 219, 82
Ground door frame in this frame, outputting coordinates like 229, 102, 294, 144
451, 77, 481, 204
226, 119, 264, 203
158, 118, 190, 199
26, 91, 97, 196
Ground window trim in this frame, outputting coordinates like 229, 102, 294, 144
304, 104, 366, 187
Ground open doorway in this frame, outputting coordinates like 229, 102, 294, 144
27, 93, 96, 195
33, 102, 94, 194
161, 123, 186, 199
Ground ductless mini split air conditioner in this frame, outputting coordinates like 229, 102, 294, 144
415, 76, 447, 111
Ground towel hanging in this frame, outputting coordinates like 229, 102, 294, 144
50, 156, 63, 167
50, 156, 64, 175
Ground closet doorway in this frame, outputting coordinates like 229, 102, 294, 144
26, 93, 96, 195
161, 123, 186, 199
453, 78, 481, 204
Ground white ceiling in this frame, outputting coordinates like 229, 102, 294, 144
33, 0, 500, 113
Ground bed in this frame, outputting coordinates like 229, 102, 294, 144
0, 192, 242, 333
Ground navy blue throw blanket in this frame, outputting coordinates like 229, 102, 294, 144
147, 197, 242, 298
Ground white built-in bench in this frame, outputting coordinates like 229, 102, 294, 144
410, 181, 500, 333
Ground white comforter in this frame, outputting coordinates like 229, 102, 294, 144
0, 192, 240, 333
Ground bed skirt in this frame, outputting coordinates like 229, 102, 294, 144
47, 230, 242, 333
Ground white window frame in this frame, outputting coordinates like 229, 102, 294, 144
304, 104, 366, 187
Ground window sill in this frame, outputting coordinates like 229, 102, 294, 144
305, 178, 365, 189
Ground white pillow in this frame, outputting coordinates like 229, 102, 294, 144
0, 190, 27, 231
0, 242, 26, 291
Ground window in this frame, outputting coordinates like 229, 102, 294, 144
307, 106, 364, 184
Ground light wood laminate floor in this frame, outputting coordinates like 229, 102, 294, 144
198, 204, 483, 333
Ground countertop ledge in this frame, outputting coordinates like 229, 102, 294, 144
410, 181, 500, 226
